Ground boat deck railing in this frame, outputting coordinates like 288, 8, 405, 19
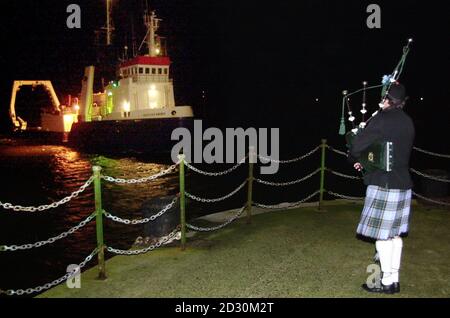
1, 141, 449, 296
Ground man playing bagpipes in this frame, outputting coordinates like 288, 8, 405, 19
341, 39, 415, 294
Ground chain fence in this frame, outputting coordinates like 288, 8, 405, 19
183, 156, 247, 177
327, 168, 362, 180
253, 190, 321, 209
327, 191, 365, 201
0, 176, 94, 213
0, 248, 98, 296
103, 197, 178, 225
257, 146, 319, 164
255, 168, 320, 186
186, 205, 247, 232
185, 180, 248, 203
413, 147, 450, 159
1, 212, 96, 252
412, 191, 450, 206
106, 228, 180, 255
101, 162, 179, 184
327, 146, 348, 157
410, 168, 450, 183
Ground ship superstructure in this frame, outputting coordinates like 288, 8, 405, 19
79, 10, 193, 123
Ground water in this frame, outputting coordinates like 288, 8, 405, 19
0, 137, 181, 297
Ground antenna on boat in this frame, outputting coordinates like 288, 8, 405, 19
138, 9, 162, 56
131, 15, 137, 57
103, 0, 115, 46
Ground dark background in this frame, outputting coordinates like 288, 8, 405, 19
0, 0, 448, 151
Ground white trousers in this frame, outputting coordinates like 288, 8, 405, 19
375, 237, 403, 285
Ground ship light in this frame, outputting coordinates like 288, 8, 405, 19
155, 48, 161, 55
122, 101, 131, 112
107, 91, 113, 97
148, 86, 158, 98
63, 114, 75, 132
74, 104, 80, 111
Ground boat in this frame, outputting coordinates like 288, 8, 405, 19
7, 5, 195, 153
69, 9, 194, 153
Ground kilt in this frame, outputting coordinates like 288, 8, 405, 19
356, 185, 412, 240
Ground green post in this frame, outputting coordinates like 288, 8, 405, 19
93, 166, 106, 280
318, 139, 327, 211
178, 154, 186, 251
246, 146, 255, 224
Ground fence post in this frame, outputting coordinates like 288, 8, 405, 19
318, 139, 327, 211
178, 154, 186, 251
93, 166, 106, 280
246, 146, 255, 224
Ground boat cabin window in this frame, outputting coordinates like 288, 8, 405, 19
134, 67, 137, 75
145, 68, 150, 74
158, 68, 162, 74
163, 68, 168, 75
152, 68, 156, 75
139, 67, 144, 74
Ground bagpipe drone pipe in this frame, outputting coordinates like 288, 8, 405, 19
339, 38, 413, 173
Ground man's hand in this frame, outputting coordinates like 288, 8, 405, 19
354, 162, 363, 172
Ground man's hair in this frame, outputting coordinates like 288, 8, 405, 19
386, 83, 407, 109
386, 96, 408, 109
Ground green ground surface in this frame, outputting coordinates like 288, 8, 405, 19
39, 202, 450, 298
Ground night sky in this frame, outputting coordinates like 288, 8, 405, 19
0, 0, 448, 151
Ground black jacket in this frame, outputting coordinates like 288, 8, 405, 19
349, 107, 415, 190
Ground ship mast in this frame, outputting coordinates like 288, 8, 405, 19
144, 10, 161, 57
104, 0, 114, 46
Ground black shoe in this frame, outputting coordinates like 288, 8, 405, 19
362, 283, 396, 294
392, 282, 400, 293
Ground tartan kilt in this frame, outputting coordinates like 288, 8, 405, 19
356, 185, 412, 240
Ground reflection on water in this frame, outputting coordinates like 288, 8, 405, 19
0, 137, 178, 297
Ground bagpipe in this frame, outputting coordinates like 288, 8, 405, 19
339, 38, 413, 173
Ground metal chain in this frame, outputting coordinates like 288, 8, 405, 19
258, 146, 319, 164
255, 168, 320, 186
410, 168, 450, 183
185, 180, 248, 203
0, 177, 94, 213
327, 146, 348, 157
186, 205, 246, 232
2, 248, 98, 296
413, 147, 450, 159
101, 162, 179, 184
328, 146, 450, 159
327, 190, 364, 201
183, 156, 248, 177
103, 197, 178, 225
1, 213, 96, 252
254, 190, 321, 209
106, 228, 179, 255
412, 191, 450, 206
327, 169, 362, 180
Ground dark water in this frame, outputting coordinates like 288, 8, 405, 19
0, 137, 181, 297
0, 133, 448, 297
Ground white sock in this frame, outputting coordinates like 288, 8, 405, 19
376, 239, 394, 286
391, 237, 403, 283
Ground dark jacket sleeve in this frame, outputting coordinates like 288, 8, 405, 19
349, 117, 383, 161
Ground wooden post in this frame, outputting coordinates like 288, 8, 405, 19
93, 166, 106, 280
318, 139, 327, 211
178, 154, 186, 251
246, 146, 255, 224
